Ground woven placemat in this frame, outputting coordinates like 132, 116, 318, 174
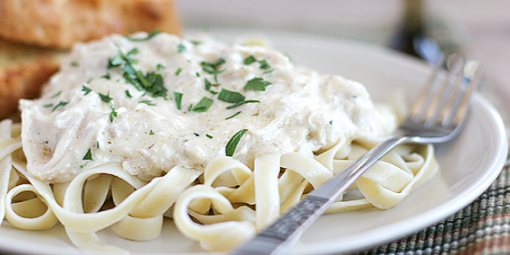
358, 157, 510, 255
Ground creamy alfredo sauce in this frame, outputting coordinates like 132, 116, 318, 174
19, 32, 396, 183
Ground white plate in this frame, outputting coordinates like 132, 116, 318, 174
0, 29, 507, 255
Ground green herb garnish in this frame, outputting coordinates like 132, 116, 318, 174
52, 101, 68, 112
174, 92, 183, 110
127, 48, 139, 56
99, 92, 113, 103
149, 130, 154, 135
126, 30, 161, 41
157, 63, 166, 70
125, 90, 133, 98
218, 89, 246, 103
191, 97, 213, 112
225, 111, 241, 120
201, 58, 226, 82
175, 67, 183, 76
51, 91, 62, 98
101, 72, 111, 80
108, 55, 123, 68
177, 43, 186, 53
190, 40, 201, 45
43, 103, 53, 108
225, 129, 248, 157
82, 86, 92, 95
109, 103, 118, 122
71, 62, 79, 67
226, 100, 260, 109
258, 59, 271, 70
243, 55, 257, 65
206, 134, 213, 139
139, 100, 156, 106
205, 78, 212, 91
244, 77, 272, 91
83, 148, 93, 160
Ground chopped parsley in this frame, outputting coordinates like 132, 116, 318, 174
109, 103, 118, 122
205, 79, 220, 94
107, 46, 168, 98
263, 69, 275, 74
225, 129, 248, 157
174, 92, 183, 110
43, 103, 53, 108
225, 111, 241, 120
175, 67, 183, 76
108, 55, 123, 68
126, 69, 167, 98
243, 55, 271, 70
99, 92, 113, 103
226, 100, 260, 109
71, 62, 79, 67
244, 77, 272, 91
126, 29, 161, 41
83, 148, 93, 160
177, 43, 186, 53
206, 134, 213, 139
190, 40, 201, 45
51, 91, 62, 98
258, 59, 271, 70
101, 72, 111, 80
157, 63, 166, 70
125, 90, 133, 98
218, 89, 245, 103
205, 78, 212, 91
149, 130, 154, 135
139, 100, 156, 106
243, 55, 257, 65
191, 97, 213, 112
196, 72, 201, 77
82, 86, 92, 95
127, 48, 139, 56
201, 58, 226, 82
123, 62, 136, 76
52, 101, 68, 112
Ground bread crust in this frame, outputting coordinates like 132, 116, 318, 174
0, 60, 60, 120
0, 0, 182, 49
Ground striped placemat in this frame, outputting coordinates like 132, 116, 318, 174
358, 157, 510, 255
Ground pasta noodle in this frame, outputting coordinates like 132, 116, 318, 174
0, 32, 438, 253
0, 118, 437, 253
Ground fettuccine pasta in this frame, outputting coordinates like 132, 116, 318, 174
0, 119, 437, 253
0, 32, 438, 253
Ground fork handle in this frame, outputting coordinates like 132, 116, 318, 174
231, 137, 408, 255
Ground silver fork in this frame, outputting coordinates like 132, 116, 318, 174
232, 54, 480, 255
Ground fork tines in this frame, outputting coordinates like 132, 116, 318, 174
410, 54, 480, 129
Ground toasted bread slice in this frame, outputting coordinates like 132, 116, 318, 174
0, 0, 182, 49
0, 38, 62, 120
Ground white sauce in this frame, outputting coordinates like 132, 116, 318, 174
19, 32, 396, 183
